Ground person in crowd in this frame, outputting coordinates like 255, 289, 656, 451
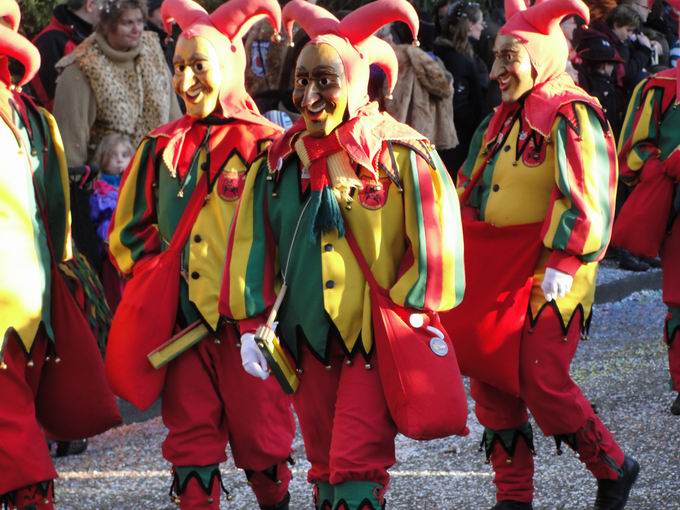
107, 0, 296, 508
616, 0, 680, 416
89, 133, 133, 312
447, 0, 639, 508
434, 0, 489, 177
145, 0, 175, 70
30, 0, 101, 111
576, 34, 626, 137
386, 21, 458, 160
593, 4, 653, 100
585, 0, 618, 23
221, 1, 466, 508
0, 0, 117, 507
244, 15, 293, 113
53, 0, 181, 168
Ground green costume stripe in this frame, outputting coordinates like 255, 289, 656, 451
244, 165, 269, 317
619, 80, 647, 147
432, 150, 465, 306
586, 109, 614, 261
120, 139, 155, 261
405, 150, 428, 309
550, 117, 578, 250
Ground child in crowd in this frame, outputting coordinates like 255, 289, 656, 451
89, 133, 134, 311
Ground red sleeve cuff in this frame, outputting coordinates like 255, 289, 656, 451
546, 251, 583, 277
238, 315, 266, 335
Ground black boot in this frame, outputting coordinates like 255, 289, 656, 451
594, 456, 639, 510
618, 250, 649, 272
671, 393, 680, 416
490, 502, 533, 510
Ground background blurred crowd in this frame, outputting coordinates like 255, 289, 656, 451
21, 0, 680, 319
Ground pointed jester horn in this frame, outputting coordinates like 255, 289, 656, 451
0, 0, 39, 86
339, 0, 418, 46
522, 0, 590, 35
160, 0, 209, 34
211, 0, 282, 42
281, 0, 340, 43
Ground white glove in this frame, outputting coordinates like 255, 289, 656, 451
240, 333, 269, 380
541, 268, 573, 302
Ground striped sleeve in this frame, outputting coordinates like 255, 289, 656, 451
40, 107, 72, 263
219, 156, 278, 321
108, 138, 160, 275
542, 103, 618, 272
618, 78, 662, 180
388, 147, 465, 312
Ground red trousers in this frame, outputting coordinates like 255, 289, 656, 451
292, 342, 398, 489
665, 307, 680, 392
161, 326, 295, 505
0, 334, 56, 495
471, 306, 624, 501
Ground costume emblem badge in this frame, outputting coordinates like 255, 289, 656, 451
429, 337, 449, 357
358, 176, 390, 210
217, 171, 245, 201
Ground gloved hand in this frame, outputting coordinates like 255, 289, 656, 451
240, 333, 269, 380
541, 267, 574, 302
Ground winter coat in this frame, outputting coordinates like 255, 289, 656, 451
386, 44, 458, 151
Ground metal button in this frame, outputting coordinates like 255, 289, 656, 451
324, 243, 333, 252
325, 280, 335, 289
194, 235, 202, 243
492, 184, 500, 192
191, 271, 200, 280
201, 162, 209, 171
503, 145, 511, 152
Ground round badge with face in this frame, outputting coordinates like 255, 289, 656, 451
358, 174, 391, 210
490, 34, 535, 104
173, 35, 223, 119
216, 170, 246, 202
292, 43, 349, 138
429, 337, 449, 357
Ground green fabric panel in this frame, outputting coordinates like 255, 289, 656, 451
333, 481, 383, 510
475, 148, 502, 220
404, 150, 428, 309
459, 113, 491, 184
13, 105, 53, 341
267, 158, 330, 361
658, 96, 680, 158
244, 163, 271, 317
315, 482, 334, 510
157, 145, 201, 325
549, 116, 578, 251
619, 79, 648, 147
119, 139, 156, 263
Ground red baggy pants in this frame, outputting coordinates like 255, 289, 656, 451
161, 326, 296, 505
292, 342, 398, 489
665, 307, 680, 392
471, 307, 625, 501
0, 334, 56, 495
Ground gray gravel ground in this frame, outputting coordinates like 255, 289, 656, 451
53, 287, 678, 510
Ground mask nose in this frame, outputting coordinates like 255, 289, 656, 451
301, 81, 321, 109
178, 68, 195, 93
489, 58, 504, 82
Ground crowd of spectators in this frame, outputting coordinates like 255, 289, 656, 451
24, 0, 680, 309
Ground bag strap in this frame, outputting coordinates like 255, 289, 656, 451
343, 226, 386, 297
